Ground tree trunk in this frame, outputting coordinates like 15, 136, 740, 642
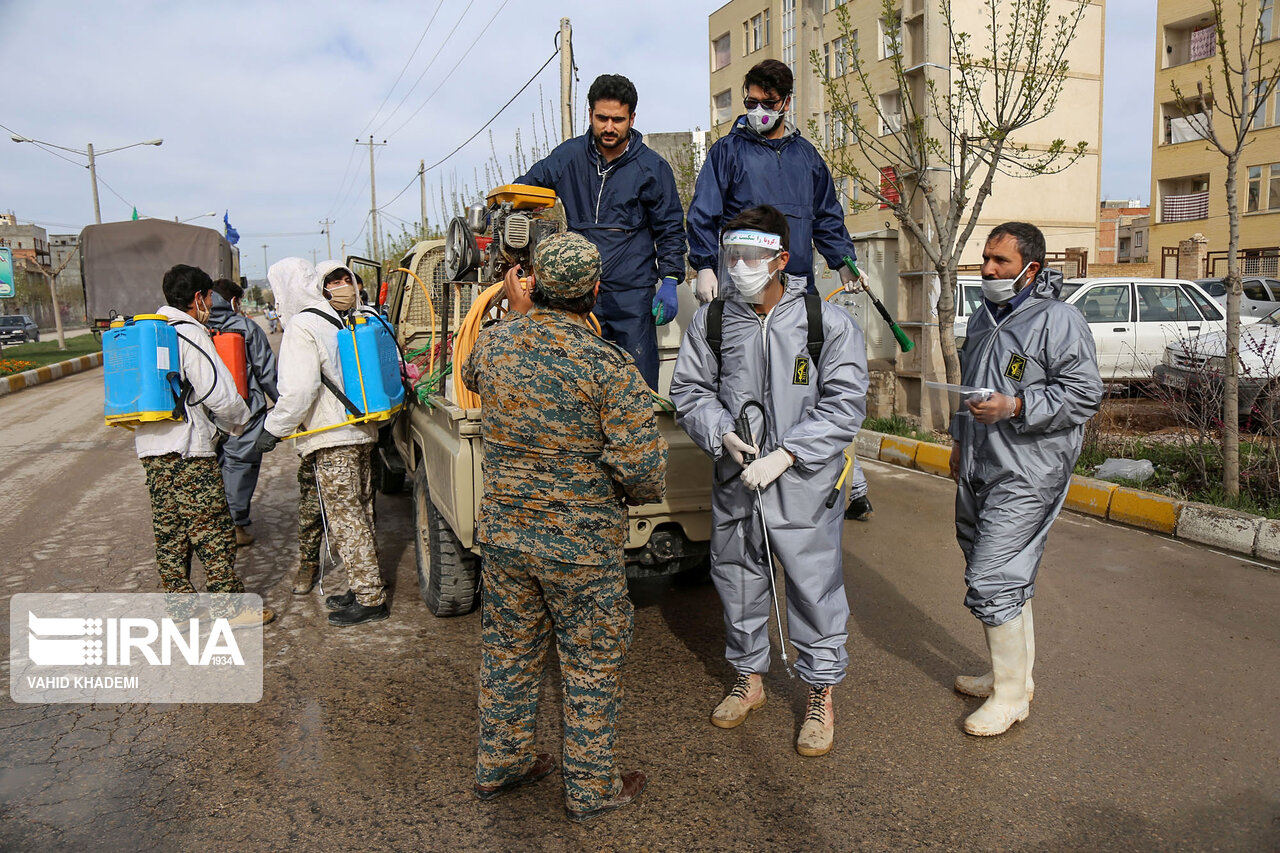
1223, 154, 1241, 498
936, 263, 962, 385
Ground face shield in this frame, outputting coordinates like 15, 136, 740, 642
719, 229, 782, 305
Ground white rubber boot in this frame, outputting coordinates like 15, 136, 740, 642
954, 600, 1035, 700
963, 613, 1030, 736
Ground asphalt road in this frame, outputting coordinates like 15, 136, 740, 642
1, 367, 1278, 852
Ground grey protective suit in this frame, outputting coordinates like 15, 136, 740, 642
209, 292, 278, 528
951, 269, 1103, 626
671, 275, 867, 685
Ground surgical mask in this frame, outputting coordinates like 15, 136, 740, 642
729, 258, 775, 299
327, 283, 356, 312
194, 295, 210, 325
981, 262, 1033, 305
746, 104, 785, 135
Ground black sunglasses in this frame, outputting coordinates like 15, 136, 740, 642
743, 96, 785, 110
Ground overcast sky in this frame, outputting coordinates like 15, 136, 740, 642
2, 1, 1156, 279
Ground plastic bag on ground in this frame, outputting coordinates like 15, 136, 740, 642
1094, 457, 1155, 483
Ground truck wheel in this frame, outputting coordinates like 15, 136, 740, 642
413, 464, 480, 617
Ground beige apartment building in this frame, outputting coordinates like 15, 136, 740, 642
707, 0, 1103, 424
707, 0, 1104, 264
1149, 0, 1280, 277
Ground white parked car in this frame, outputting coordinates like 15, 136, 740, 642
951, 275, 984, 346
1059, 277, 1228, 381
1154, 305, 1280, 424
1195, 277, 1280, 321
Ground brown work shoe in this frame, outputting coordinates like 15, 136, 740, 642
291, 565, 318, 595
227, 607, 276, 629
796, 684, 834, 757
565, 771, 648, 823
474, 753, 555, 801
711, 672, 765, 729
234, 525, 255, 547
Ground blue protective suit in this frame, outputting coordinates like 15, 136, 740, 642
686, 119, 856, 287
209, 292, 278, 527
951, 270, 1103, 626
518, 129, 686, 388
671, 275, 867, 684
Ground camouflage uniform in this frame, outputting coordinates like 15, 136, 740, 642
463, 232, 667, 813
306, 444, 382, 606
297, 459, 323, 581
140, 453, 244, 617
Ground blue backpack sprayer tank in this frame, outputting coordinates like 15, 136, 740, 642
102, 314, 184, 427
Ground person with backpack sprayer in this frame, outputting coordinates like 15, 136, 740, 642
255, 258, 388, 627
671, 206, 867, 757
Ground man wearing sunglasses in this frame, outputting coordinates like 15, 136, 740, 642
687, 58, 875, 522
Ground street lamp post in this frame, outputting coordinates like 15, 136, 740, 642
10, 135, 163, 224
262, 244, 269, 280
176, 211, 216, 223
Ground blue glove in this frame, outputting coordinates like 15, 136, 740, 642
652, 277, 679, 326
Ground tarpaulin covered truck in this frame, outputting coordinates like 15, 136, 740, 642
81, 220, 239, 335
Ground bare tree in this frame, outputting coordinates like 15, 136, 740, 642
811, 0, 1089, 388
1171, 0, 1280, 497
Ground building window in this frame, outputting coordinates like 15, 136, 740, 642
1270, 164, 1280, 210
879, 91, 902, 134
1264, 0, 1275, 42
712, 33, 731, 71
880, 10, 902, 60
782, 0, 797, 73
1249, 165, 1263, 212
1160, 176, 1211, 222
830, 35, 849, 77
1135, 231, 1143, 248
746, 11, 769, 54
713, 89, 733, 125
824, 0, 847, 11
1254, 83, 1269, 130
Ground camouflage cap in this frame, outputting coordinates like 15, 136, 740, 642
533, 232, 601, 298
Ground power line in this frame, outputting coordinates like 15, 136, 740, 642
385, 0, 512, 140
373, 0, 480, 136
357, 0, 447, 138
323, 142, 362, 221
378, 48, 559, 213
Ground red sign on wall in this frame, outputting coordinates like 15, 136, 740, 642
879, 167, 900, 209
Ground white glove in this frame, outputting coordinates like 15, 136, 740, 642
696, 269, 719, 303
721, 431, 759, 466
839, 265, 868, 293
742, 448, 793, 491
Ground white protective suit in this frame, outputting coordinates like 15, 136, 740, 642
134, 304, 249, 459
671, 274, 867, 685
951, 269, 1103, 626
263, 257, 376, 457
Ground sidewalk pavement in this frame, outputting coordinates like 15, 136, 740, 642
857, 429, 1280, 568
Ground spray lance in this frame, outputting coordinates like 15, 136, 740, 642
735, 401, 796, 680
841, 255, 914, 353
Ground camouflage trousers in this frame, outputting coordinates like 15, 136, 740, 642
140, 454, 244, 617
476, 544, 634, 812
303, 444, 383, 606
297, 460, 323, 577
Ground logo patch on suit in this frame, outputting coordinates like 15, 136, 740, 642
793, 357, 810, 385
1004, 353, 1027, 381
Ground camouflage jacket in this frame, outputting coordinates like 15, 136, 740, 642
463, 307, 667, 564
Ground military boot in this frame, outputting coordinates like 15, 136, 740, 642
328, 600, 388, 627
234, 525, 255, 547
291, 564, 318, 595
954, 601, 1036, 700
796, 684, 834, 757
711, 672, 765, 729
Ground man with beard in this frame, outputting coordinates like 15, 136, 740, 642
516, 73, 686, 390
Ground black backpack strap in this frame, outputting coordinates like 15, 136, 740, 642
804, 291, 824, 363
706, 298, 725, 379
300, 307, 364, 417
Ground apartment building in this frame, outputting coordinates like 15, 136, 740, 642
1149, 0, 1280, 276
707, 0, 1103, 264
1098, 200, 1152, 263
707, 0, 1103, 424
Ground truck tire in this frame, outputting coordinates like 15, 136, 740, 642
413, 464, 480, 617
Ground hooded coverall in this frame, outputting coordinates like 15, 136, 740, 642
208, 291, 278, 529
952, 270, 1103, 626
671, 275, 867, 685
517, 129, 687, 389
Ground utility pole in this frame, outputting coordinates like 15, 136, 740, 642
560, 18, 573, 142
310, 249, 318, 266
419, 160, 427, 238
262, 244, 269, 279
319, 218, 334, 257
86, 143, 102, 224
358, 136, 387, 263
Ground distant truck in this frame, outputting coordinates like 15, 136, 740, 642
81, 220, 239, 335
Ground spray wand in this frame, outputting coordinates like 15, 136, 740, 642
841, 255, 914, 353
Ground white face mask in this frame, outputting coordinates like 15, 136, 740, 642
729, 258, 775, 300
746, 104, 786, 135
194, 295, 210, 325
981, 262, 1033, 305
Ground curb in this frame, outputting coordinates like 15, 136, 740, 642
0, 351, 103, 396
855, 429, 1277, 567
